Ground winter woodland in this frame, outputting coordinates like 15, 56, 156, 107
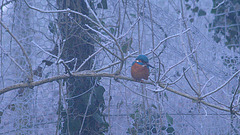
0, 0, 240, 134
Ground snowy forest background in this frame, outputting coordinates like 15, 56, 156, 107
0, 0, 240, 134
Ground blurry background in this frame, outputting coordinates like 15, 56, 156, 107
0, 0, 239, 134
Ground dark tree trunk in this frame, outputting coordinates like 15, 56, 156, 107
56, 0, 104, 134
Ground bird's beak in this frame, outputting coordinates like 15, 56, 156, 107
147, 63, 154, 68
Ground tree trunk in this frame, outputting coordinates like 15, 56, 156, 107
57, 0, 104, 134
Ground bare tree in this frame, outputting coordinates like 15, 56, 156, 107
0, 0, 239, 134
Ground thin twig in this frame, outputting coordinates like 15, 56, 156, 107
200, 76, 214, 94
76, 47, 103, 72
160, 47, 197, 81
0, 45, 28, 75
79, 84, 94, 134
146, 28, 190, 55
230, 78, 240, 114
58, 60, 72, 76
24, 0, 100, 27
167, 66, 191, 85
73, 58, 78, 71
84, 0, 124, 74
61, 83, 71, 135
147, 0, 156, 81
87, 33, 122, 60
151, 51, 162, 82
201, 70, 240, 98
183, 69, 199, 96
213, 0, 225, 9
0, 0, 16, 10
32, 41, 58, 58
71, 18, 123, 61
210, 96, 229, 108
0, 20, 33, 81
117, 17, 140, 40
85, 24, 113, 42
180, 2, 201, 93
202, 106, 208, 116
65, 85, 95, 100
56, 65, 62, 135
158, 82, 232, 113
94, 51, 137, 72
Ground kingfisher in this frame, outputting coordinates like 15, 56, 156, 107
131, 55, 153, 81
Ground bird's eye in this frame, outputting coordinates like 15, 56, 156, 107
136, 60, 141, 63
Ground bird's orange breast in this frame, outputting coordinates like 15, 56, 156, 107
131, 62, 149, 80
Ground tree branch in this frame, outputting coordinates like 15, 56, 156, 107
76, 47, 103, 72
201, 70, 240, 99
160, 47, 197, 81
0, 20, 33, 82
84, 0, 125, 74
146, 28, 190, 55
32, 41, 58, 58
0, 70, 238, 115
0, 45, 28, 75
23, 0, 100, 27
230, 78, 240, 114
94, 51, 137, 72
183, 69, 199, 96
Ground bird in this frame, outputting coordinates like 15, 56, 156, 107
131, 55, 153, 81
